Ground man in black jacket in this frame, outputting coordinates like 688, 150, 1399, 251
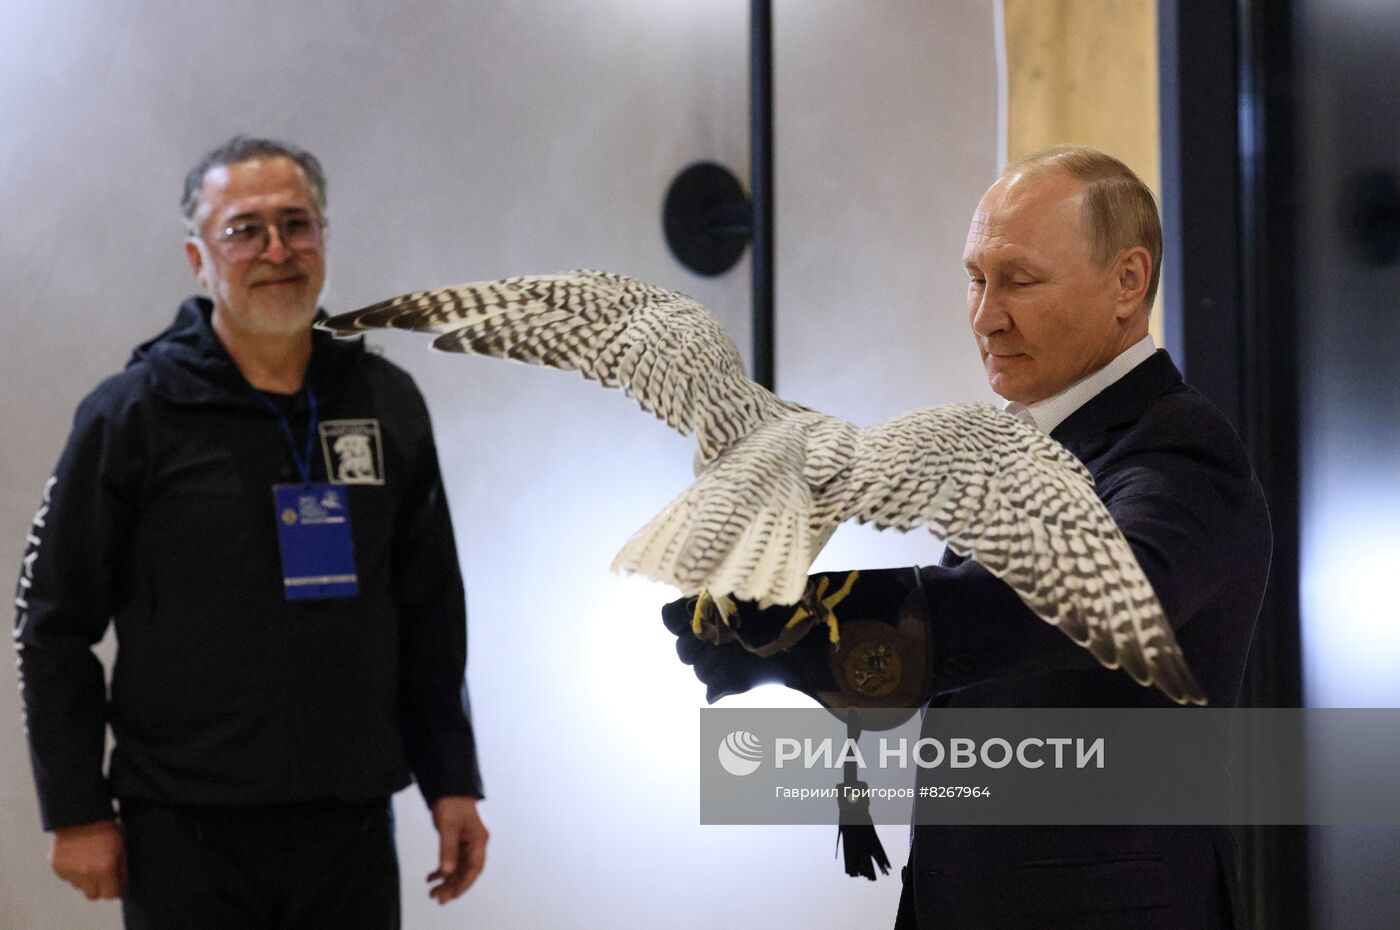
13, 136, 487, 928
666, 145, 1270, 929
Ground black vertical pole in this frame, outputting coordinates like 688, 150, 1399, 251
1158, 0, 1243, 427
1160, 0, 1307, 926
750, 0, 775, 390
1237, 1, 1307, 927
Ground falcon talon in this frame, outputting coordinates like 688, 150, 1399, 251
691, 589, 742, 646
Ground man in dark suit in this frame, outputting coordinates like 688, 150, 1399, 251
664, 145, 1271, 929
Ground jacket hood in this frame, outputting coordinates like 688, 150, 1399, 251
130, 296, 363, 407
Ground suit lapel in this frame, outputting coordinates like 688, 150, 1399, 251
1050, 350, 1184, 461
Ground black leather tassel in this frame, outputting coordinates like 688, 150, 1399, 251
837, 792, 891, 879
835, 711, 891, 880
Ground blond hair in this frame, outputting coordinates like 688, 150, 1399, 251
1004, 144, 1162, 309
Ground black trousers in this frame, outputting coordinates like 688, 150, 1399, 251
119, 798, 399, 930
893, 826, 1242, 930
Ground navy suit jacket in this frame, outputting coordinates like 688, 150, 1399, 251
897, 350, 1271, 930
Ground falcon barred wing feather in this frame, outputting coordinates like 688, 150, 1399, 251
842, 406, 1203, 705
319, 270, 1205, 705
320, 271, 797, 463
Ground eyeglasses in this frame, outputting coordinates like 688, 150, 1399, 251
207, 212, 326, 259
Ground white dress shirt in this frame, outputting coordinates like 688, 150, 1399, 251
1002, 334, 1157, 434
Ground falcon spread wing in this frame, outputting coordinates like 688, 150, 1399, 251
320, 270, 1206, 705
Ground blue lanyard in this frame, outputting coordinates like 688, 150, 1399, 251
255, 383, 319, 485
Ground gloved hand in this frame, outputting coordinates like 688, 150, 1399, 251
661, 586, 838, 703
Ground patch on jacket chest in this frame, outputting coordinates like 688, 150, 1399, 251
319, 419, 385, 485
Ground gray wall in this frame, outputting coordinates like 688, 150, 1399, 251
1295, 1, 1400, 928
0, 2, 998, 927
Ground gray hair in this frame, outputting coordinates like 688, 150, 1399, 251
1002, 144, 1163, 310
181, 135, 327, 231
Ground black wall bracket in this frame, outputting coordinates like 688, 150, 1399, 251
662, 162, 752, 277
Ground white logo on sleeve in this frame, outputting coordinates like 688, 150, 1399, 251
319, 419, 385, 485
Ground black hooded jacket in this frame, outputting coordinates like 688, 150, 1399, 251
14, 297, 482, 830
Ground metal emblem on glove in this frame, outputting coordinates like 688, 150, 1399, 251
842, 641, 901, 699
816, 586, 931, 712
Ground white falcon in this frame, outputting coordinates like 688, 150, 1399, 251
320, 270, 1205, 706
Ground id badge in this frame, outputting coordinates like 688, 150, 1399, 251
273, 483, 359, 600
